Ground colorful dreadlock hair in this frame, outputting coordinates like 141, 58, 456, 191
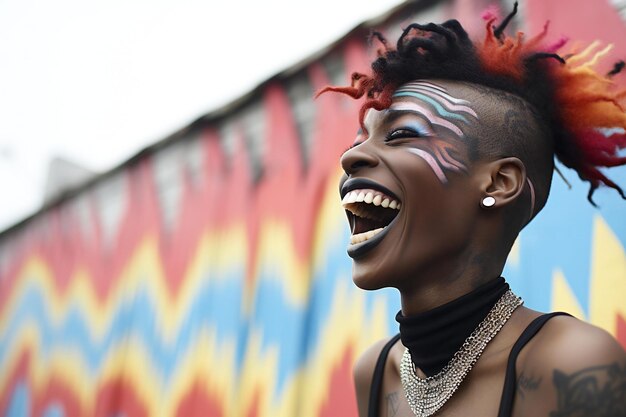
319, 3, 626, 207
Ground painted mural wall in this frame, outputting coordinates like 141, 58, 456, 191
1, 1, 625, 416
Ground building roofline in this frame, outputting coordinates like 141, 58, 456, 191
0, 0, 438, 238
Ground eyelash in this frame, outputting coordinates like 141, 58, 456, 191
342, 127, 426, 154
385, 128, 424, 141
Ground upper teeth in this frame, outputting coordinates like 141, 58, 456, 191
341, 189, 401, 210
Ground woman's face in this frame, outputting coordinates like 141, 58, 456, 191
339, 79, 487, 290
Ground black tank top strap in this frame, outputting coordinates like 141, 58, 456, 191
497, 312, 573, 417
368, 333, 402, 417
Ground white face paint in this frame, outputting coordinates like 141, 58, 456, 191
388, 80, 479, 183
343, 80, 479, 184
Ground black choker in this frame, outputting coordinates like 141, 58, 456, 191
396, 277, 509, 377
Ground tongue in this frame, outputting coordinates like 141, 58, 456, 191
354, 216, 386, 235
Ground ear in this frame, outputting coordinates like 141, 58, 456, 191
481, 157, 527, 208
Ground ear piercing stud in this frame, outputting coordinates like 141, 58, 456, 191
481, 196, 496, 208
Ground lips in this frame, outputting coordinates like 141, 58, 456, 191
340, 178, 402, 257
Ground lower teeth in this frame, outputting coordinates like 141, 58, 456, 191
350, 227, 385, 245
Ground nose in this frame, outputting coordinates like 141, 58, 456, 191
340, 141, 379, 175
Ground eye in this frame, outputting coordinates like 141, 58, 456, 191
385, 127, 423, 141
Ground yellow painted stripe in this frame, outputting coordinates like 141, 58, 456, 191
589, 214, 626, 335
551, 269, 585, 319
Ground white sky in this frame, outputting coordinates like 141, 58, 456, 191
0, 0, 405, 231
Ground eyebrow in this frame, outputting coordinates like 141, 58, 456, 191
392, 91, 470, 123
398, 86, 478, 117
382, 108, 432, 124
362, 108, 431, 133
387, 102, 465, 136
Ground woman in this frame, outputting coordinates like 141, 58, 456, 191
320, 5, 626, 417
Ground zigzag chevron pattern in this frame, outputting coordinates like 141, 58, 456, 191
0, 40, 389, 417
2, 5, 626, 416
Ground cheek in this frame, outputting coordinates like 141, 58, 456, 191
398, 195, 477, 272
399, 163, 478, 249
432, 183, 481, 240
403, 140, 469, 185
406, 148, 448, 183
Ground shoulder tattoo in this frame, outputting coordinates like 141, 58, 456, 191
385, 391, 400, 417
516, 371, 542, 400
550, 362, 626, 417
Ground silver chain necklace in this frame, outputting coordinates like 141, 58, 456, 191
400, 290, 523, 417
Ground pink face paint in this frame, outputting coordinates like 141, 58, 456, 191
388, 81, 480, 185
414, 81, 448, 93
396, 81, 479, 120
439, 144, 467, 171
399, 85, 478, 118
527, 178, 536, 220
389, 102, 464, 136
404, 81, 468, 103
432, 145, 465, 172
407, 148, 449, 183
367, 81, 479, 185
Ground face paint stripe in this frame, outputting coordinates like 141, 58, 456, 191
527, 178, 536, 220
411, 81, 448, 93
407, 148, 448, 183
434, 146, 466, 172
398, 88, 478, 117
400, 83, 471, 106
394, 87, 478, 118
443, 154, 466, 171
389, 102, 464, 137
438, 143, 465, 168
440, 147, 465, 171
417, 86, 473, 107
392, 91, 469, 123
431, 146, 461, 171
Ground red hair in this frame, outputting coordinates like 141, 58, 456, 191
318, 5, 626, 204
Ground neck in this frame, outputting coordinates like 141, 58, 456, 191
396, 277, 510, 376
398, 249, 505, 316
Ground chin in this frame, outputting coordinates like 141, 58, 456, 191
350, 261, 393, 291
352, 276, 383, 291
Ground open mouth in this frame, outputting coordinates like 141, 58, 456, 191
342, 188, 401, 244
340, 179, 402, 258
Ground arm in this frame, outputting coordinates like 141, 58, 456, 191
515, 316, 626, 417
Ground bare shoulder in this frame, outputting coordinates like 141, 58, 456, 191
515, 314, 626, 417
525, 315, 626, 370
353, 336, 399, 417
529, 316, 625, 358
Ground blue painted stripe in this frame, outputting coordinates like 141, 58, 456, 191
392, 91, 469, 123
